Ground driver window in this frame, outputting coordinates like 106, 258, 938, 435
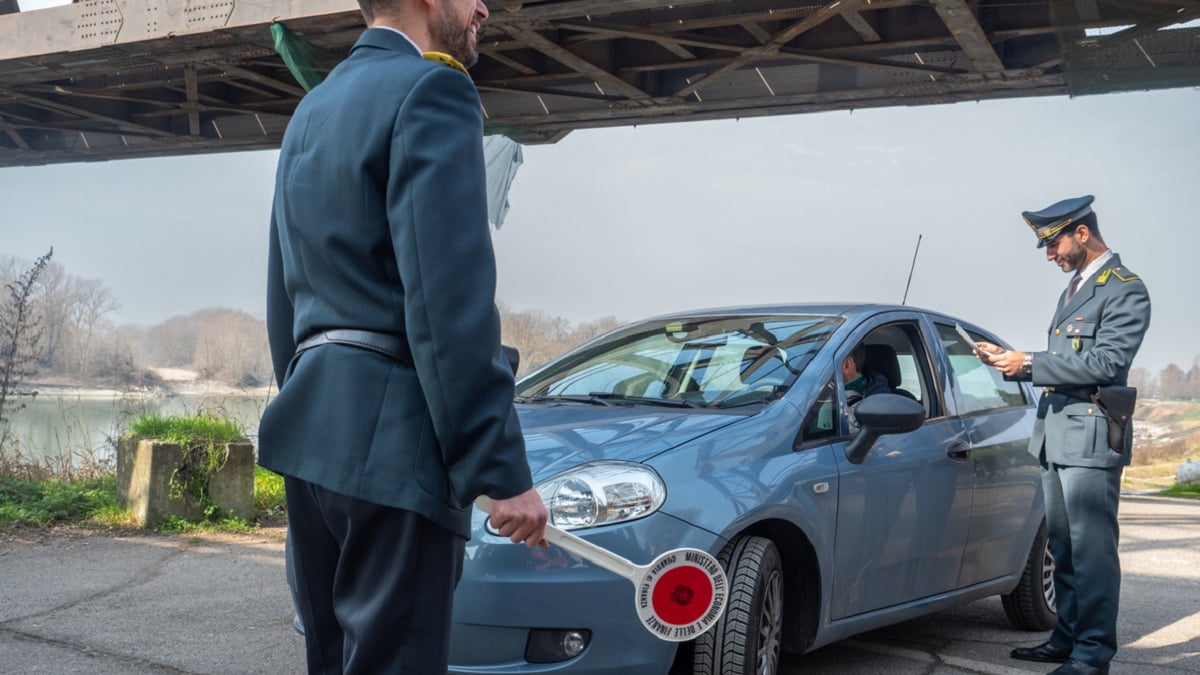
936, 323, 1029, 413
842, 323, 939, 422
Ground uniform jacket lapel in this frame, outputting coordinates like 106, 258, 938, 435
1054, 253, 1122, 325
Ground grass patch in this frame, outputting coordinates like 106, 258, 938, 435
128, 413, 244, 446
0, 474, 121, 528
1159, 483, 1200, 498
255, 465, 286, 515
0, 468, 285, 533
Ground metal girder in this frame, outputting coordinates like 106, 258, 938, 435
674, 0, 871, 98
928, 0, 1006, 76
0, 0, 1197, 166
498, 25, 652, 101
0, 112, 28, 149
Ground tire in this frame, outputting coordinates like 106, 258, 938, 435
1002, 521, 1058, 631
693, 536, 784, 675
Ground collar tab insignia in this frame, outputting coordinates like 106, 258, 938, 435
423, 51, 468, 75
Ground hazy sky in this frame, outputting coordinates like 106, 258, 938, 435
1, 32, 1196, 374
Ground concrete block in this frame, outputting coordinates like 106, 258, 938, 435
116, 439, 255, 527
210, 441, 256, 521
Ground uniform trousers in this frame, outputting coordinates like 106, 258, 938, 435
285, 476, 466, 674
1041, 462, 1123, 667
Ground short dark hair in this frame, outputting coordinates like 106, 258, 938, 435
1077, 212, 1100, 237
849, 345, 867, 372
357, 0, 386, 23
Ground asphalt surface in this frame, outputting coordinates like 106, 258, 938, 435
1, 494, 1196, 675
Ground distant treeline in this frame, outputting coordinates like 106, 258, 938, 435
0, 253, 620, 389
1129, 364, 1200, 401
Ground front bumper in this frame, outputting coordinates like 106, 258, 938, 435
448, 510, 723, 674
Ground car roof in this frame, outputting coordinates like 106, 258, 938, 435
641, 302, 956, 324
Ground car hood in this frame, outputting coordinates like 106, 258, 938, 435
516, 404, 746, 480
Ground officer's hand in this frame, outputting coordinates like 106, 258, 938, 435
985, 349, 1026, 377
488, 488, 548, 548
973, 341, 1004, 358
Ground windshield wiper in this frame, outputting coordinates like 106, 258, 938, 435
515, 394, 614, 406
585, 392, 700, 408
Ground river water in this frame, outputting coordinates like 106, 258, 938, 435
1, 387, 271, 466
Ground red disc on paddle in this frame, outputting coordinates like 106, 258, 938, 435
635, 548, 728, 641
651, 564, 714, 625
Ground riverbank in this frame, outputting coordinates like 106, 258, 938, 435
6, 371, 272, 466
24, 367, 273, 402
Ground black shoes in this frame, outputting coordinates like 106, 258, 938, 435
1048, 658, 1110, 675
1010, 641, 1071, 663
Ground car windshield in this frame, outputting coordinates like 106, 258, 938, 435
516, 315, 842, 409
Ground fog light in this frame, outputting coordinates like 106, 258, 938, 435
525, 629, 590, 663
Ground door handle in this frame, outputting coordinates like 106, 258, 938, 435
947, 441, 971, 461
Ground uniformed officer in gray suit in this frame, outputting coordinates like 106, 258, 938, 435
977, 195, 1151, 675
258, 0, 548, 672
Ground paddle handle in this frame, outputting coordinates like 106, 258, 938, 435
475, 496, 640, 582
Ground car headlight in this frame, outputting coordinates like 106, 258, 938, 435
537, 461, 666, 531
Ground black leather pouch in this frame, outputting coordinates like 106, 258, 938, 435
1091, 385, 1137, 452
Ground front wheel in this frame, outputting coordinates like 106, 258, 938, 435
1002, 521, 1057, 631
693, 536, 784, 675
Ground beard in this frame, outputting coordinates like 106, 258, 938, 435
432, 3, 478, 69
1061, 238, 1087, 271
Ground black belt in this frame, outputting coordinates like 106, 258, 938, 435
1044, 385, 1097, 401
295, 329, 413, 366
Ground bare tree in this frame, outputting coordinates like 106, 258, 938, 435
1186, 361, 1200, 401
499, 305, 624, 375
191, 308, 271, 386
64, 278, 120, 379
569, 315, 623, 346
148, 315, 200, 366
1, 249, 52, 433
499, 306, 572, 374
32, 260, 72, 371
1127, 366, 1156, 399
1159, 363, 1187, 400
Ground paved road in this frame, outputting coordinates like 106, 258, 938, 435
0, 495, 1196, 674
782, 494, 1200, 675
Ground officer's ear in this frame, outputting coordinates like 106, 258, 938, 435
1073, 224, 1092, 244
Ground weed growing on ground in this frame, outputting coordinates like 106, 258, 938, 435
0, 474, 121, 528
1159, 482, 1200, 498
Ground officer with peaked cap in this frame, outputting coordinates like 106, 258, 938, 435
974, 195, 1151, 675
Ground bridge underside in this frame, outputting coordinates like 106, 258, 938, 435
0, 0, 1196, 167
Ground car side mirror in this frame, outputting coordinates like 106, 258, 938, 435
844, 394, 926, 465
501, 345, 520, 376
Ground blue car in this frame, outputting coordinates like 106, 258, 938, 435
448, 303, 1055, 675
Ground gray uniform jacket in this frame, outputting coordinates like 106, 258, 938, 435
1020, 254, 1150, 468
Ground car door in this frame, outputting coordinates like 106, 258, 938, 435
931, 321, 1042, 588
830, 316, 974, 620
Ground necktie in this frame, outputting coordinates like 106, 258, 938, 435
1063, 272, 1082, 306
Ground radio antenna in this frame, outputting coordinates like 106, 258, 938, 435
901, 234, 922, 305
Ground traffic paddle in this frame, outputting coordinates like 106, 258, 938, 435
476, 496, 728, 641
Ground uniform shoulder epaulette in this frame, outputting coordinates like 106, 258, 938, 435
1096, 267, 1140, 284
422, 51, 468, 75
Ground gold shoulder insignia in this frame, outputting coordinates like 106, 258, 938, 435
422, 51, 468, 75
1097, 267, 1140, 284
